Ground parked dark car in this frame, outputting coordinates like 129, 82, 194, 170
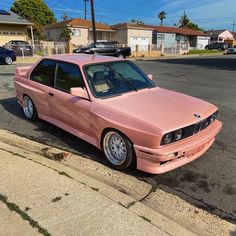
227, 45, 236, 54
0, 46, 16, 65
205, 42, 228, 51
73, 41, 131, 58
6, 40, 33, 56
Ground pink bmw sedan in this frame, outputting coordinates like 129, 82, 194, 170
14, 54, 222, 174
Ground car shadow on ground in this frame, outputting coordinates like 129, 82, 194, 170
145, 56, 236, 71
0, 97, 105, 163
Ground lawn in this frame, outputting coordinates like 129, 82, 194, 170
188, 49, 224, 54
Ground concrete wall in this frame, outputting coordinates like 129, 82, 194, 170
70, 28, 88, 46
0, 24, 28, 46
127, 28, 152, 45
156, 32, 176, 47
45, 27, 89, 46
115, 29, 128, 45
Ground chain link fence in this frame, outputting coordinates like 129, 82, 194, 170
4, 41, 67, 58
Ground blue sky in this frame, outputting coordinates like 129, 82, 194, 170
1, 0, 236, 30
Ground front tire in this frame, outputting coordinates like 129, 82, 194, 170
102, 130, 134, 170
22, 95, 38, 121
5, 56, 13, 65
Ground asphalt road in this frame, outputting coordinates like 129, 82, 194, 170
0, 55, 235, 223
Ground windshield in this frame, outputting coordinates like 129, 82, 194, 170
88, 43, 95, 48
83, 61, 156, 98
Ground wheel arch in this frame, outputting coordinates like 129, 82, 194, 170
100, 127, 137, 167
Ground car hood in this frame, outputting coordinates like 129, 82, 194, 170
97, 87, 217, 133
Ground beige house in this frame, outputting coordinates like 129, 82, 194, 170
112, 23, 154, 51
44, 18, 154, 51
44, 18, 116, 47
206, 30, 234, 43
0, 9, 33, 46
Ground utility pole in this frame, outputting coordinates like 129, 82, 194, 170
83, 0, 89, 20
90, 0, 96, 43
232, 20, 236, 33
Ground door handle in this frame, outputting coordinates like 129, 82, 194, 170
49, 92, 54, 97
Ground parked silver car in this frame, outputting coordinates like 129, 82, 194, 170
227, 45, 236, 54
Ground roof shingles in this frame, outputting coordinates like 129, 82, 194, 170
45, 18, 112, 30
0, 10, 32, 25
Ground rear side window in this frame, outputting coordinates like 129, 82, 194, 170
31, 60, 56, 86
55, 62, 84, 93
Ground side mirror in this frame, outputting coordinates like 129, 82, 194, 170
147, 74, 153, 80
70, 87, 89, 100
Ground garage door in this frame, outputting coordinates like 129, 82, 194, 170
197, 37, 209, 49
130, 37, 149, 52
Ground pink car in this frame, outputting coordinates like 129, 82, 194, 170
14, 54, 222, 174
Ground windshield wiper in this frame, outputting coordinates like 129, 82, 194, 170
115, 71, 138, 92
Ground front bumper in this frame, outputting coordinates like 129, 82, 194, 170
134, 120, 222, 174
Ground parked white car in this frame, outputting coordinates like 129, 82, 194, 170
227, 45, 236, 54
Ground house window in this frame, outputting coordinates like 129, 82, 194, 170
10, 32, 16, 35
157, 34, 165, 40
17, 32, 23, 35
3, 32, 9, 35
72, 29, 81, 36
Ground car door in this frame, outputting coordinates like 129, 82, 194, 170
103, 43, 115, 56
29, 59, 56, 118
48, 61, 92, 136
92, 43, 105, 55
0, 47, 5, 63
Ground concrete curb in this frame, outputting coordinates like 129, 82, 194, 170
0, 129, 195, 236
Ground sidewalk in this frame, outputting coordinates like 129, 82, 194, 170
0, 141, 195, 236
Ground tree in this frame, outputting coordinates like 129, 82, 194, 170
158, 11, 167, 26
187, 22, 203, 31
11, 0, 56, 40
130, 19, 144, 25
59, 26, 72, 42
179, 11, 190, 28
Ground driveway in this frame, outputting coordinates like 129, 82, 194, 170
0, 55, 235, 224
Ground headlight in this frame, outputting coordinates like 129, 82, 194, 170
174, 129, 182, 141
162, 132, 172, 144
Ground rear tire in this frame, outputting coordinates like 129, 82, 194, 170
22, 95, 38, 121
5, 56, 12, 65
102, 130, 134, 170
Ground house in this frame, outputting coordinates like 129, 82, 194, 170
0, 9, 33, 46
112, 23, 154, 51
44, 18, 116, 47
152, 26, 209, 49
44, 18, 210, 52
205, 30, 234, 43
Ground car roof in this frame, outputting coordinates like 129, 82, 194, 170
45, 54, 124, 66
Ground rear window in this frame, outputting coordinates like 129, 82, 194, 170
30, 60, 56, 86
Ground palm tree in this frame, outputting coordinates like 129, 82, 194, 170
179, 11, 190, 28
158, 11, 167, 26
